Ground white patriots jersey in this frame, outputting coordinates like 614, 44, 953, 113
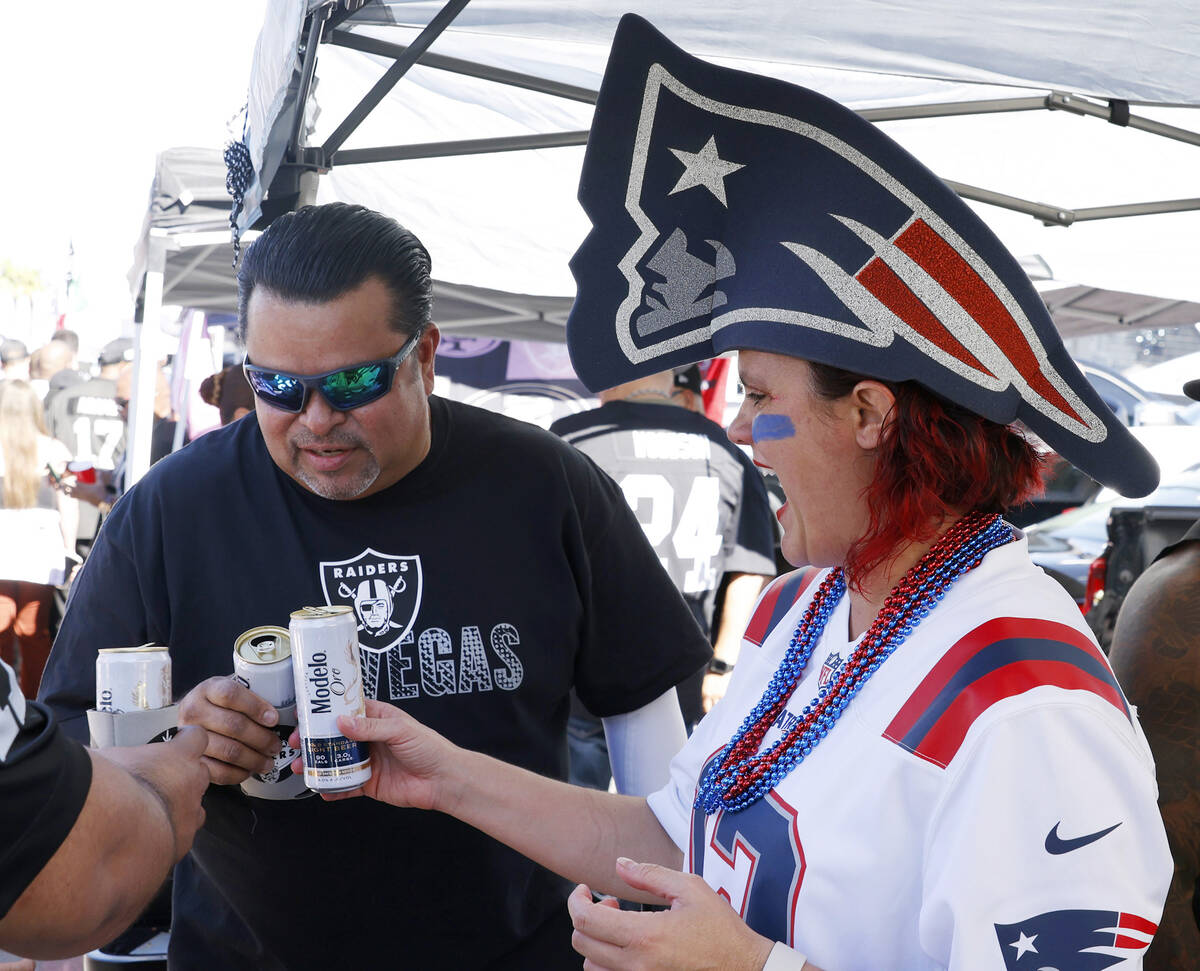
648, 533, 1172, 970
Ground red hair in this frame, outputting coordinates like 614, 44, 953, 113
808, 362, 1044, 584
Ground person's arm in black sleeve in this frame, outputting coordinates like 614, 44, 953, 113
0, 686, 209, 960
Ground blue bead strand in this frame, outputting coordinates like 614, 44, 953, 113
696, 513, 1013, 814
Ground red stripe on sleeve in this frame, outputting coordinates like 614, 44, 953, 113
884, 617, 1107, 744
1119, 913, 1159, 936
743, 575, 792, 647
908, 659, 1130, 768
857, 257, 994, 378
743, 568, 821, 647
894, 220, 1084, 425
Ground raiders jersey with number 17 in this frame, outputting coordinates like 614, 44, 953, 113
648, 531, 1171, 970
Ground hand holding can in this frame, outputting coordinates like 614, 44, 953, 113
176, 676, 281, 786
289, 605, 372, 793
233, 627, 308, 800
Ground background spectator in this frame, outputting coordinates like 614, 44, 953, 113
0, 342, 30, 383
44, 337, 130, 557
198, 363, 255, 427
27, 341, 75, 402
0, 381, 76, 697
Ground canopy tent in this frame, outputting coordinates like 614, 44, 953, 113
129, 147, 1200, 351
127, 3, 1200, 485
235, 0, 1200, 309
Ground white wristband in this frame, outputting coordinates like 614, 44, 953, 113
762, 941, 808, 970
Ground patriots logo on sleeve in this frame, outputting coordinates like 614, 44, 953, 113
567, 14, 1158, 498
996, 910, 1157, 969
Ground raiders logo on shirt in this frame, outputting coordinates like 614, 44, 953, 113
320, 548, 423, 653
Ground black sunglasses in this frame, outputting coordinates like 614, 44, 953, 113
242, 331, 422, 414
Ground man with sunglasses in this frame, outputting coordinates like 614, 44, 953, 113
39, 203, 712, 969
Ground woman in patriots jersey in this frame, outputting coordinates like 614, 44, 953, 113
287, 16, 1171, 971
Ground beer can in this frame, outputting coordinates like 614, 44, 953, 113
289, 605, 372, 792
234, 626, 308, 800
96, 645, 171, 712
233, 626, 295, 707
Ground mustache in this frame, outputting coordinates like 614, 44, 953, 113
291, 432, 365, 450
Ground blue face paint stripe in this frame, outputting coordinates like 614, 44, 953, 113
752, 414, 795, 441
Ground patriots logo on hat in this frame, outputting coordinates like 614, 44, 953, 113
568, 14, 1158, 497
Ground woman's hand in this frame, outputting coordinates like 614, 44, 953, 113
290, 699, 454, 811
567, 858, 777, 971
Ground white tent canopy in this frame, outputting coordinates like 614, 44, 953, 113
237, 0, 1200, 312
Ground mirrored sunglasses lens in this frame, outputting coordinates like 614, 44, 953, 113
247, 369, 305, 411
321, 363, 389, 409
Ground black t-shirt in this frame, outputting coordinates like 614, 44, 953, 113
42, 397, 710, 969
0, 659, 92, 919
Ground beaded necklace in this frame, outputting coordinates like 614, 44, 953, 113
695, 511, 1013, 814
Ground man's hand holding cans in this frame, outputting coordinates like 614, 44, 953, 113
177, 677, 281, 785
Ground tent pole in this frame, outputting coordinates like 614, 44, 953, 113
287, 9, 330, 160
322, 0, 472, 156
1047, 93, 1200, 148
941, 180, 1075, 225
128, 232, 167, 490
328, 29, 599, 105
1072, 199, 1200, 221
334, 131, 588, 165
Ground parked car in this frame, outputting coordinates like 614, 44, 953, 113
1077, 360, 1194, 427
1086, 503, 1199, 651
1026, 468, 1200, 614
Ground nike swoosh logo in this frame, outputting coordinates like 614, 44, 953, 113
1045, 821, 1122, 854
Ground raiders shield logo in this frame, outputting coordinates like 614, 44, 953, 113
319, 548, 423, 653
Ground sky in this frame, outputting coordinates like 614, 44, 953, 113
0, 1, 268, 349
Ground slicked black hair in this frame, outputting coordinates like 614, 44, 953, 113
236, 203, 433, 343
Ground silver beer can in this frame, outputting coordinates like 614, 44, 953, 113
289, 605, 372, 792
233, 626, 295, 706
233, 625, 307, 800
96, 645, 171, 712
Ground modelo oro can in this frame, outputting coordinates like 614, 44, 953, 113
96, 645, 171, 712
234, 626, 308, 800
289, 605, 372, 792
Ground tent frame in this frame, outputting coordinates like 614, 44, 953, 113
255, 0, 1200, 232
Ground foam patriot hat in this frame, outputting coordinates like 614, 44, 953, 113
566, 15, 1159, 498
